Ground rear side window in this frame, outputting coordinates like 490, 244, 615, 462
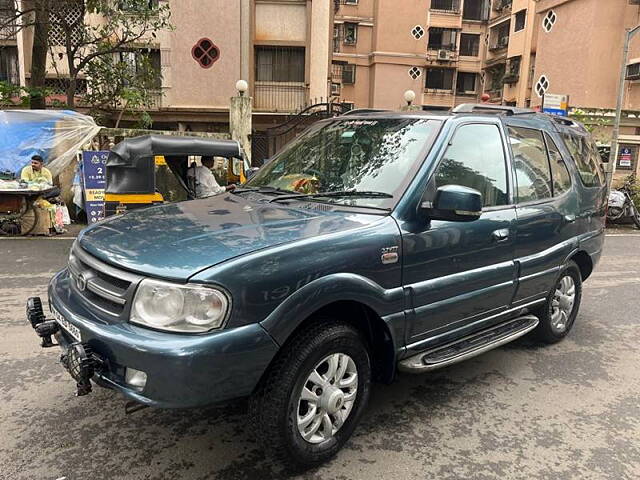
508, 126, 552, 202
560, 132, 604, 187
544, 132, 572, 195
435, 123, 508, 207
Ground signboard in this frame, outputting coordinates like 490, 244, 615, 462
617, 144, 637, 170
542, 93, 569, 116
81, 151, 108, 223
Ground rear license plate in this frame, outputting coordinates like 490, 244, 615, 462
51, 306, 82, 342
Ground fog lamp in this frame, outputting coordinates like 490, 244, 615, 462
125, 368, 148, 389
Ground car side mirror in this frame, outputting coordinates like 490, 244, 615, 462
421, 185, 483, 222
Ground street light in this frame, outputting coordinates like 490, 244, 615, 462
609, 25, 640, 188
404, 89, 416, 106
236, 79, 248, 97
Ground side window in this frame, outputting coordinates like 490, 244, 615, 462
435, 123, 508, 207
508, 126, 552, 203
561, 132, 604, 187
544, 132, 572, 195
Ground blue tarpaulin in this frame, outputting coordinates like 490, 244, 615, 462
0, 110, 100, 176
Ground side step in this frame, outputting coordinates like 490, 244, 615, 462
399, 315, 539, 373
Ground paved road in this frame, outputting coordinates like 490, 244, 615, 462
1, 233, 639, 480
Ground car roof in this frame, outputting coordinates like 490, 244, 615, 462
337, 104, 589, 135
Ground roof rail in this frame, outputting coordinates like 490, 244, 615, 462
340, 108, 390, 116
452, 104, 536, 116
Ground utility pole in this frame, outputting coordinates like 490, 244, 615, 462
609, 25, 640, 188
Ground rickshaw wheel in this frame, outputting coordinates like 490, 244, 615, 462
18, 201, 39, 235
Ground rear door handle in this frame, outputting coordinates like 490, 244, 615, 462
492, 228, 510, 242
564, 214, 576, 223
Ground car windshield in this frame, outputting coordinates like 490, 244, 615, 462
245, 118, 441, 209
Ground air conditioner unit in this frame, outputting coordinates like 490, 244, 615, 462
438, 49, 450, 61
331, 82, 341, 96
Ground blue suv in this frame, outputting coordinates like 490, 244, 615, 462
28, 104, 606, 467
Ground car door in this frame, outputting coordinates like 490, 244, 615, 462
402, 121, 517, 346
507, 125, 577, 305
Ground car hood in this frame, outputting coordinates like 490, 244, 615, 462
78, 194, 381, 280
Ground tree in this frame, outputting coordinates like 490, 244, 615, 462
1, 0, 171, 110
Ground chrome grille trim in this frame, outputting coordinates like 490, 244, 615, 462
68, 244, 143, 321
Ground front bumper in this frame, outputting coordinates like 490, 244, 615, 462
38, 269, 279, 408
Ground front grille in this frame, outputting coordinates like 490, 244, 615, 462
68, 245, 142, 321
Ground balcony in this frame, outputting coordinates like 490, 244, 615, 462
254, 82, 308, 113
0, 13, 17, 40
431, 0, 461, 13
492, 0, 512, 12
502, 73, 519, 84
489, 37, 509, 51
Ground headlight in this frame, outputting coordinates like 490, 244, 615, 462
130, 279, 229, 333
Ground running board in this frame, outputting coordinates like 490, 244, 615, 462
398, 315, 539, 373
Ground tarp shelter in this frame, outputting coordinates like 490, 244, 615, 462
0, 110, 100, 177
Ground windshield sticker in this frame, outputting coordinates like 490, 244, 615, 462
341, 120, 379, 126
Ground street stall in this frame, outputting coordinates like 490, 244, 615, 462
0, 110, 100, 235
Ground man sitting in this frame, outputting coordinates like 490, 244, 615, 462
21, 155, 53, 184
188, 156, 236, 198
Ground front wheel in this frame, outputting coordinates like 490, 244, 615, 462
532, 261, 582, 344
630, 203, 640, 229
249, 321, 371, 469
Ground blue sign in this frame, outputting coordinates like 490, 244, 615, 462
82, 151, 108, 223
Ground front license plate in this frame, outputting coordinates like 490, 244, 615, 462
51, 306, 82, 342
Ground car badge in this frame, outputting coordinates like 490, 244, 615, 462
76, 272, 88, 291
381, 246, 399, 264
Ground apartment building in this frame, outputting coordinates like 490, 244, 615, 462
0, 0, 19, 87
331, 0, 538, 110
0, 0, 333, 132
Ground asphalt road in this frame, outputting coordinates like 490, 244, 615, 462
1, 232, 639, 480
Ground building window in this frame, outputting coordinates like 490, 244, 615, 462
409, 67, 422, 80
411, 25, 425, 40
535, 75, 549, 98
542, 10, 556, 32
118, 49, 162, 88
426, 68, 454, 90
192, 38, 220, 69
44, 77, 88, 96
428, 27, 457, 51
118, 0, 158, 10
490, 21, 510, 49
456, 72, 477, 94
504, 56, 521, 83
0, 46, 19, 85
343, 0, 358, 4
255, 46, 305, 82
627, 63, 640, 80
459, 33, 480, 56
463, 0, 489, 21
431, 0, 460, 12
514, 9, 526, 32
48, 4, 84, 46
343, 23, 358, 45
342, 63, 356, 84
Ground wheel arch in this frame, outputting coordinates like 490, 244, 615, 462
568, 249, 593, 281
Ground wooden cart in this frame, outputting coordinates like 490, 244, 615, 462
0, 188, 57, 236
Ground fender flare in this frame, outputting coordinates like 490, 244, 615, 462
259, 272, 404, 346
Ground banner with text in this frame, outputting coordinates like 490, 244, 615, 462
82, 151, 108, 223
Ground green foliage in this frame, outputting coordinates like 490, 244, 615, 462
623, 174, 640, 209
83, 50, 161, 127
0, 81, 52, 107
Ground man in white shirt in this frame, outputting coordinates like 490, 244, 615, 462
188, 156, 236, 198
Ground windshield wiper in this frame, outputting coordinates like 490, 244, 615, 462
232, 186, 295, 195
269, 190, 393, 203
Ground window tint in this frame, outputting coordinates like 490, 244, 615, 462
544, 132, 572, 195
509, 126, 552, 202
561, 132, 604, 187
435, 124, 508, 207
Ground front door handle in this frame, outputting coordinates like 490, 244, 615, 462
564, 214, 576, 223
492, 228, 510, 242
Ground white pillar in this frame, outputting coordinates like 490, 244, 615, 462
308, 0, 331, 101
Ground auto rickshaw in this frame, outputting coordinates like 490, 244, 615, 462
105, 135, 250, 216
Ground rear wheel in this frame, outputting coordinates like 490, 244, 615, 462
630, 203, 640, 229
532, 261, 582, 344
249, 320, 371, 469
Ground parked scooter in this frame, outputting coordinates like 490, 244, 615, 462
608, 177, 640, 228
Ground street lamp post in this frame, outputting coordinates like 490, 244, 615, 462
609, 25, 640, 188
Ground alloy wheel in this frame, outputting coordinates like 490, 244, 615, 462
297, 353, 358, 444
550, 275, 576, 333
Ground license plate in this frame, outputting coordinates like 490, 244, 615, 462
51, 306, 82, 342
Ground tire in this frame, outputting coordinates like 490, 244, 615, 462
249, 320, 371, 469
532, 260, 582, 344
630, 204, 640, 229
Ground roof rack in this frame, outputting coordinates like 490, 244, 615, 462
340, 108, 390, 116
452, 104, 536, 116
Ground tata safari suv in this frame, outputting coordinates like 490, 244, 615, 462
28, 104, 606, 467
